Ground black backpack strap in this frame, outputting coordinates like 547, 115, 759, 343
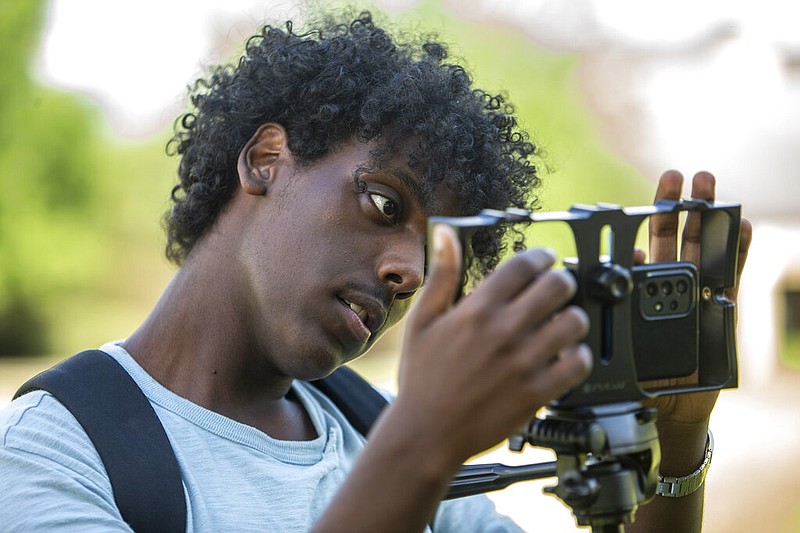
310, 365, 389, 437
14, 350, 186, 533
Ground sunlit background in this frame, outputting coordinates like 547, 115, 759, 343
2, 0, 799, 531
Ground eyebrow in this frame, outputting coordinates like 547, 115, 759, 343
384, 166, 440, 216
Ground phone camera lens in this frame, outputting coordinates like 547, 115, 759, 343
646, 282, 658, 297
676, 279, 688, 294
661, 281, 673, 296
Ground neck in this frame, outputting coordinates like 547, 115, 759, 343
122, 250, 294, 413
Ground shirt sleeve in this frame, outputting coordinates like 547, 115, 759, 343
0, 391, 133, 532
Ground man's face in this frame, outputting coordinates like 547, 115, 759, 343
234, 139, 453, 380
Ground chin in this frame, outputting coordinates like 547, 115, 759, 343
291, 350, 352, 382
286, 333, 374, 381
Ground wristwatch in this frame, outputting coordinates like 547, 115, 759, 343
656, 430, 714, 498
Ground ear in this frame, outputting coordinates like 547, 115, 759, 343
237, 123, 290, 196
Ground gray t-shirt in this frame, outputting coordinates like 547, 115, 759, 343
0, 343, 522, 532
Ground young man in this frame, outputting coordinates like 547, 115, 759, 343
0, 10, 751, 532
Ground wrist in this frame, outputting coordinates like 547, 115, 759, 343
656, 419, 709, 476
371, 400, 466, 484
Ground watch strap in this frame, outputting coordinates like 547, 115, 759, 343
656, 430, 714, 498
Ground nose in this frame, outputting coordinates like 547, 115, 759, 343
377, 233, 425, 300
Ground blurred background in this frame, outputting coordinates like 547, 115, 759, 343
1, 0, 798, 530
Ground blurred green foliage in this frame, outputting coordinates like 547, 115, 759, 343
781, 332, 800, 369
0, 0, 174, 355
1, 0, 651, 357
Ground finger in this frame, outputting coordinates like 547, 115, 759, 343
649, 170, 684, 263
725, 217, 753, 301
504, 270, 577, 332
526, 342, 592, 402
521, 306, 589, 370
632, 247, 646, 266
680, 171, 716, 264
407, 224, 463, 330
469, 248, 557, 306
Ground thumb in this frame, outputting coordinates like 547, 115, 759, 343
407, 224, 463, 330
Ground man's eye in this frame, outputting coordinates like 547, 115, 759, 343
370, 193, 398, 222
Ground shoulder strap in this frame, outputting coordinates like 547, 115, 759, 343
14, 350, 186, 533
309, 365, 389, 437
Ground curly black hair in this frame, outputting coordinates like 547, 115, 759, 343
165, 10, 541, 280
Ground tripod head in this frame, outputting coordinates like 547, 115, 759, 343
515, 402, 659, 532
446, 402, 660, 531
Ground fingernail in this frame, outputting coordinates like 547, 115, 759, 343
527, 247, 556, 268
433, 224, 447, 257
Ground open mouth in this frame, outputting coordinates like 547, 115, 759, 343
337, 294, 386, 338
342, 298, 369, 327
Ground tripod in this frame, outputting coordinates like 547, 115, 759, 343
446, 402, 660, 532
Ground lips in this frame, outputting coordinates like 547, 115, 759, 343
345, 300, 369, 325
337, 293, 386, 338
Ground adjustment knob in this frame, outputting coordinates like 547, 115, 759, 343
588, 264, 633, 305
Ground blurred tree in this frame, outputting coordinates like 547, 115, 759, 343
0, 0, 105, 355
